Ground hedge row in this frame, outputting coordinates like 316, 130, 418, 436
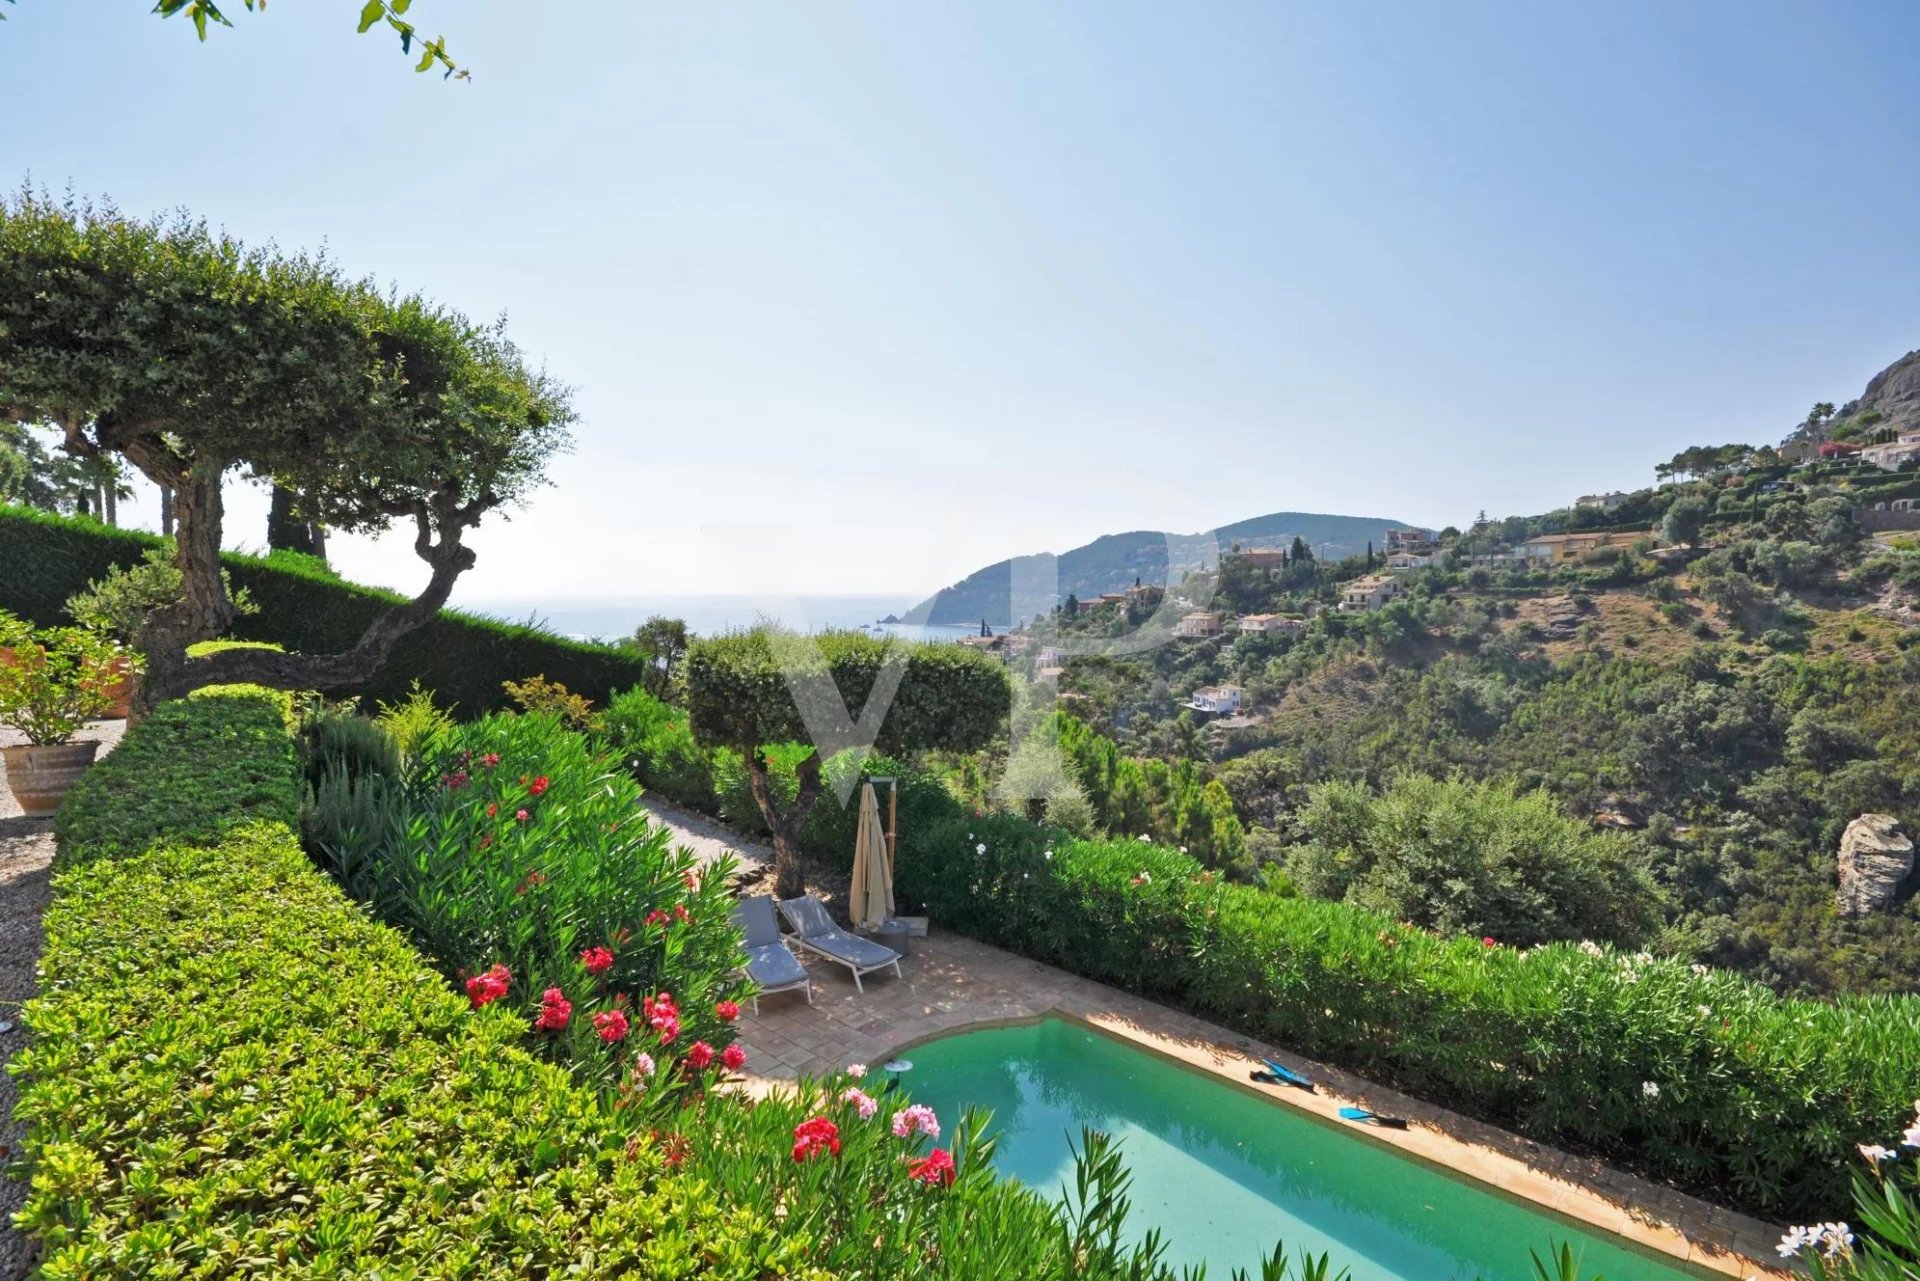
898, 813, 1920, 1223
14, 692, 820, 1278
52, 689, 301, 867
0, 503, 649, 713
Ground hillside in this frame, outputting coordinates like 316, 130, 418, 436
908, 510, 1409, 628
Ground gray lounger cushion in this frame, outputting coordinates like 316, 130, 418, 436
778, 896, 902, 968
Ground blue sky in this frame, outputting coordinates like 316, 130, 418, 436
5, 1, 1918, 604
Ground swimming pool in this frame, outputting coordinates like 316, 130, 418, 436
894, 1019, 1708, 1281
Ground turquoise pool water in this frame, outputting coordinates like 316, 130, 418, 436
895, 1020, 1706, 1281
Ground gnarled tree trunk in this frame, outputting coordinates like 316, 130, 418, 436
743, 747, 826, 901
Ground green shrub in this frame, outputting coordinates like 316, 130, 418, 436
0, 502, 648, 714
1288, 774, 1662, 947
52, 690, 299, 866
899, 817, 1920, 1222
799, 750, 968, 870
600, 685, 722, 809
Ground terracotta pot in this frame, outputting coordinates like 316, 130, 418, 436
2, 740, 100, 818
102, 657, 136, 720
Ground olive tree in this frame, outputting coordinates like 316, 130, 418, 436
686, 629, 1011, 899
0, 187, 574, 708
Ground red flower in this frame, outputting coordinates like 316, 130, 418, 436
792, 1115, 841, 1163
721, 1043, 746, 1071
1482, 936, 1497, 948
907, 1147, 956, 1186
465, 963, 511, 1008
594, 1008, 631, 1044
645, 909, 671, 928
682, 869, 700, 891
530, 775, 551, 796
534, 987, 573, 1031
516, 870, 546, 896
486, 802, 499, 818
479, 834, 495, 849
674, 904, 692, 924
481, 753, 501, 768
515, 808, 531, 823
580, 946, 615, 976
686, 1040, 715, 1070
714, 999, 741, 1022
643, 992, 682, 1044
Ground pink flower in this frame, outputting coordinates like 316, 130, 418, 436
515, 808, 530, 823
481, 753, 501, 768
686, 1040, 714, 1070
840, 1086, 878, 1119
1482, 936, 1497, 948
907, 1147, 956, 1186
534, 987, 572, 1031
721, 1043, 746, 1071
464, 963, 511, 1008
891, 1104, 940, 1140
631, 1052, 656, 1079
594, 1008, 630, 1044
792, 1115, 841, 1163
714, 999, 741, 1022
580, 946, 615, 976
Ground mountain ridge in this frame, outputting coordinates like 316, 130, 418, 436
906, 509, 1412, 628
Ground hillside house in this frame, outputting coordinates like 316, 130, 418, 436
1173, 611, 1224, 638
1520, 529, 1651, 564
1035, 645, 1067, 667
1576, 491, 1631, 511
1186, 684, 1244, 715
1225, 548, 1291, 569
1385, 551, 1434, 572
1863, 431, 1920, 472
1384, 528, 1435, 554
1337, 574, 1406, 613
1237, 613, 1302, 634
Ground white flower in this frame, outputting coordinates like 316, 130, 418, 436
976, 842, 987, 855
1902, 1120, 1920, 1148
1137, 834, 1151, 843
1642, 1081, 1660, 1100
1178, 846, 1188, 853
847, 1062, 867, 1079
1690, 963, 1709, 976
632, 1053, 656, 1079
1632, 951, 1653, 965
1696, 1005, 1712, 1018
1778, 1223, 1854, 1260
1859, 1143, 1897, 1168
1578, 940, 1604, 958
1043, 850, 1053, 860
1138, 871, 1152, 884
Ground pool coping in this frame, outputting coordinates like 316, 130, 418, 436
874, 1006, 1790, 1281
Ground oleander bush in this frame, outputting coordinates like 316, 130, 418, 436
901, 817, 1920, 1222
52, 690, 300, 867
0, 502, 648, 713
307, 709, 750, 1076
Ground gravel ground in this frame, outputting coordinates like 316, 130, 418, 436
0, 718, 124, 1281
639, 795, 773, 888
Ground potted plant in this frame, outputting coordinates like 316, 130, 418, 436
0, 625, 125, 817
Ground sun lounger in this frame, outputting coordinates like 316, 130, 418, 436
1338, 1106, 1409, 1130
732, 894, 812, 1013
776, 895, 904, 993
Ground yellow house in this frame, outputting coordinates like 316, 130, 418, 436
1520, 529, 1652, 563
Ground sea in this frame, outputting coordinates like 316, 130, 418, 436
455, 593, 979, 645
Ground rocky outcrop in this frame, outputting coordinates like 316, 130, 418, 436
1537, 595, 1590, 641
1843, 349, 1920, 439
1836, 814, 1915, 916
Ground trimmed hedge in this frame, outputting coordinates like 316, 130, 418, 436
0, 503, 648, 714
15, 692, 821, 1278
52, 690, 300, 867
901, 814, 1920, 1223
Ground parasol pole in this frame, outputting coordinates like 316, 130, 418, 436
870, 775, 898, 878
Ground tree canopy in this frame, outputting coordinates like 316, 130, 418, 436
0, 186, 573, 703
686, 628, 1011, 895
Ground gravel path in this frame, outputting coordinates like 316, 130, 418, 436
639, 795, 773, 884
0, 719, 124, 1281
